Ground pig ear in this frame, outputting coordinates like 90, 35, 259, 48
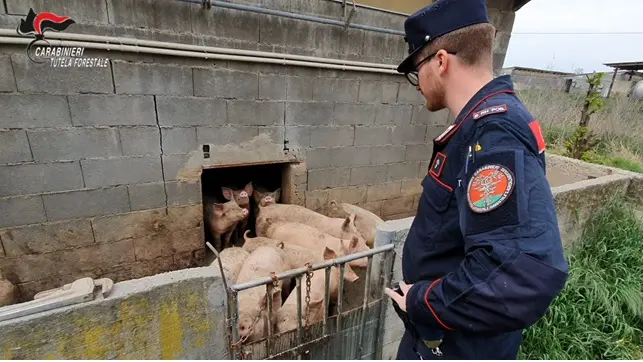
244, 182, 253, 195
342, 215, 355, 231
221, 187, 233, 201
259, 288, 282, 311
344, 264, 360, 283
252, 190, 262, 203
323, 246, 336, 260
274, 188, 281, 202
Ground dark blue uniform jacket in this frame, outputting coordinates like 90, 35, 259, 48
398, 75, 569, 360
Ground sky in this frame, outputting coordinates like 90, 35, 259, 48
503, 0, 643, 73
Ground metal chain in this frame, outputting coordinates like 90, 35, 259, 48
303, 263, 313, 327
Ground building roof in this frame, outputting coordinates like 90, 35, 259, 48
502, 66, 572, 76
603, 61, 643, 71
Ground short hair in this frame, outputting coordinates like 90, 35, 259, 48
418, 22, 496, 68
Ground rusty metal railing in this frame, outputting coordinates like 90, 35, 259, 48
206, 242, 396, 360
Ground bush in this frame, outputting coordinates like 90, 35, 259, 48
519, 195, 643, 359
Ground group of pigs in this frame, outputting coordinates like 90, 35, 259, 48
205, 182, 385, 344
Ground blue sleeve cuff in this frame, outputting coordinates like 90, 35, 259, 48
406, 279, 454, 332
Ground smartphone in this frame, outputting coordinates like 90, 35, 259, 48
391, 281, 405, 296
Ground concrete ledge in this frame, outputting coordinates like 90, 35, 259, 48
0, 267, 229, 359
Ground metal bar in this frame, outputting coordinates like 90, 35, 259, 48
357, 256, 373, 358
296, 275, 303, 355
374, 250, 395, 360
232, 244, 394, 291
323, 267, 331, 360
336, 263, 345, 359
607, 67, 618, 98
266, 284, 274, 357
179, 0, 405, 36
231, 291, 241, 360
325, 0, 410, 16
206, 242, 229, 291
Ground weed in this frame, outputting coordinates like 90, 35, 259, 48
519, 195, 643, 359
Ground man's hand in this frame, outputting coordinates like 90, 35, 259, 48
384, 281, 413, 312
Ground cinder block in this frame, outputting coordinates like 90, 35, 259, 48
91, 208, 167, 244
405, 144, 432, 162
285, 126, 311, 148
411, 106, 450, 126
0, 220, 94, 257
354, 126, 393, 146
133, 232, 174, 261
286, 77, 314, 101
166, 181, 202, 206
42, 186, 130, 221
12, 55, 112, 94
285, 102, 334, 125
0, 95, 71, 128
350, 165, 388, 186
162, 154, 191, 181
0, 130, 32, 164
371, 145, 406, 165
305, 189, 330, 212
376, 105, 413, 125
191, 6, 259, 42
0, 162, 83, 197
0, 195, 46, 228
358, 81, 399, 104
392, 125, 427, 145
259, 75, 287, 100
382, 195, 416, 217
193, 68, 258, 99
196, 126, 259, 146
309, 126, 354, 148
68, 95, 156, 126
388, 162, 420, 182
167, 204, 203, 231
418, 162, 430, 178
307, 168, 351, 190
397, 83, 426, 104
0, 56, 15, 92
331, 146, 371, 168
228, 100, 285, 126
328, 185, 368, 205
81, 156, 163, 188
6, 0, 108, 22
162, 127, 197, 154
28, 128, 121, 162
313, 78, 359, 102
258, 126, 285, 145
128, 182, 167, 211
305, 148, 333, 169
367, 182, 401, 202
113, 61, 193, 95
401, 179, 424, 196
157, 96, 227, 127
260, 16, 315, 50
107, 0, 191, 33
333, 103, 376, 125
120, 127, 161, 156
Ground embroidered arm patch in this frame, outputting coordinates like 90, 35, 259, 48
462, 149, 522, 235
472, 104, 508, 120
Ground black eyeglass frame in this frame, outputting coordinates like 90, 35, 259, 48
405, 50, 457, 86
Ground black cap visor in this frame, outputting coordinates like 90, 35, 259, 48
397, 44, 424, 74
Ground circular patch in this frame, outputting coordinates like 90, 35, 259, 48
466, 164, 515, 213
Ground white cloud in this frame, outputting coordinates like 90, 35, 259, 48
504, 0, 643, 73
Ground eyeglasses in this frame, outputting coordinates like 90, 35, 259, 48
405, 51, 457, 86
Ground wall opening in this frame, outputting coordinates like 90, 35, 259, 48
201, 161, 295, 255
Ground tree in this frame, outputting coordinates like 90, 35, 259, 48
564, 72, 606, 159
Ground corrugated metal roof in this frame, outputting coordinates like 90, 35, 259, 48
603, 61, 643, 71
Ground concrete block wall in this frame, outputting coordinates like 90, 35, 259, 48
0, 0, 520, 300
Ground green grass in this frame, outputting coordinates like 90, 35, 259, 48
519, 195, 643, 359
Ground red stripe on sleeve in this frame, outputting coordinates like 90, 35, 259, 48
423, 279, 454, 331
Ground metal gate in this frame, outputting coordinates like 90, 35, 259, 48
208, 243, 396, 360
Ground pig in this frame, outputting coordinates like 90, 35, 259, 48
255, 203, 369, 253
252, 187, 281, 217
327, 200, 384, 248
236, 245, 291, 343
222, 182, 254, 246
242, 230, 347, 269
0, 270, 16, 307
209, 246, 250, 282
277, 246, 359, 334
261, 221, 368, 268
203, 191, 249, 251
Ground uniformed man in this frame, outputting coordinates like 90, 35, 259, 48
383, 0, 570, 359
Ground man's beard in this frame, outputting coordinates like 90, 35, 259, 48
423, 80, 446, 112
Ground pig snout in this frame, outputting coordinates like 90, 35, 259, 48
239, 191, 248, 198
242, 208, 249, 217
238, 317, 255, 339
